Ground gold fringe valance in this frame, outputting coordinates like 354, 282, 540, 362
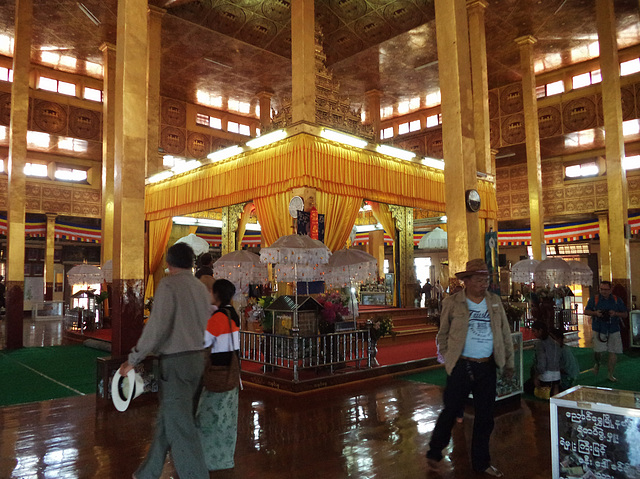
145, 133, 497, 221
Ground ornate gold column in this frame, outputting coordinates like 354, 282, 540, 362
365, 89, 383, 140
390, 206, 415, 307
146, 6, 164, 177
111, 0, 148, 356
596, 212, 611, 281
257, 91, 273, 131
100, 42, 116, 265
368, 229, 385, 279
596, 0, 630, 295
516, 35, 545, 261
434, 0, 482, 280
5, 0, 32, 349
44, 214, 56, 300
221, 205, 244, 255
467, 0, 491, 174
291, 0, 315, 124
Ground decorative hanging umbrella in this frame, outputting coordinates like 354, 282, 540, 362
67, 263, 104, 286
323, 248, 378, 288
534, 258, 572, 286
101, 259, 112, 283
511, 259, 540, 284
260, 234, 331, 328
566, 260, 594, 286
174, 233, 210, 256
212, 250, 268, 286
418, 227, 448, 250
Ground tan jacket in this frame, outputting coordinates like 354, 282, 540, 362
437, 289, 514, 375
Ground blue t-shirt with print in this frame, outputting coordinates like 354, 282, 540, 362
585, 294, 626, 334
461, 298, 494, 358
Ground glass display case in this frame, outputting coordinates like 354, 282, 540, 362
550, 386, 640, 479
496, 331, 524, 400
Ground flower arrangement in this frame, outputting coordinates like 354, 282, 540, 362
536, 285, 573, 302
369, 314, 395, 342
502, 301, 525, 331
316, 292, 350, 333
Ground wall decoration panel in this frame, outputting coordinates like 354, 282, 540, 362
32, 100, 68, 135
0, 92, 10, 125
538, 105, 562, 138
426, 129, 443, 158
488, 90, 499, 119
501, 113, 525, 145
499, 83, 523, 115
490, 119, 501, 148
68, 107, 101, 140
161, 98, 187, 127
562, 97, 597, 132
160, 126, 186, 155
187, 131, 211, 158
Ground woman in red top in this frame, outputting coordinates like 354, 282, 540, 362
197, 279, 241, 471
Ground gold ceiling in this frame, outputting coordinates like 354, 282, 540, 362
0, 1, 638, 110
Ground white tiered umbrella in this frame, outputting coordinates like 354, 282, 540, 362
174, 233, 210, 256
418, 227, 448, 250
212, 250, 268, 287
534, 258, 572, 286
260, 234, 331, 328
511, 259, 540, 284
566, 260, 594, 286
67, 263, 103, 286
323, 248, 378, 288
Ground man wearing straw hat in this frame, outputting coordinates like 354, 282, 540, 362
119, 242, 211, 479
426, 259, 514, 478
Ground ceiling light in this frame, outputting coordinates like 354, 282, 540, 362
147, 170, 173, 184
78, 3, 101, 26
172, 216, 199, 226
171, 159, 200, 174
320, 129, 368, 149
422, 157, 445, 170
246, 129, 286, 149
208, 145, 243, 162
376, 144, 416, 161
196, 218, 222, 227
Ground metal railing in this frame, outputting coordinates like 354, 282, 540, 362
240, 329, 372, 382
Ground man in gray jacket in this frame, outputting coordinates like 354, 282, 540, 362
426, 259, 514, 478
120, 242, 211, 479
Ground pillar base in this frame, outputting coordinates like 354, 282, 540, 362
110, 278, 145, 356
5, 281, 25, 350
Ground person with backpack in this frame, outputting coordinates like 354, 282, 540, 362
583, 281, 628, 382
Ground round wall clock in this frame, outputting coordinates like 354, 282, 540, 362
465, 189, 481, 212
288, 195, 304, 218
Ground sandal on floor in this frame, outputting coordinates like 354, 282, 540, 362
483, 465, 504, 477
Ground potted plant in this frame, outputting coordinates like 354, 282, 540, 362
368, 314, 395, 366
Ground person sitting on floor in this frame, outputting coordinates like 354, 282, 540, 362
550, 328, 580, 392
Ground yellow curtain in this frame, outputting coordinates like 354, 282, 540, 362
145, 217, 173, 302
315, 192, 362, 252
236, 203, 254, 250
189, 225, 197, 235
369, 202, 397, 306
145, 134, 466, 221
254, 192, 292, 246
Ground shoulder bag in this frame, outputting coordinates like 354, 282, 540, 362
203, 307, 240, 392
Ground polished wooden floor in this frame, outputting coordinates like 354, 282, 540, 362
0, 317, 556, 478
0, 377, 553, 479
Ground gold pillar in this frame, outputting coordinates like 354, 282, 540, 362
365, 89, 383, 140
596, 0, 630, 293
390, 206, 415, 307
516, 35, 545, 261
597, 213, 611, 281
44, 214, 56, 300
435, 0, 482, 280
221, 205, 243, 255
368, 229, 385, 279
467, 0, 491, 174
100, 42, 116, 265
5, 0, 32, 349
111, 0, 148, 356
291, 0, 315, 124
257, 91, 273, 131
146, 6, 165, 177
489, 148, 498, 177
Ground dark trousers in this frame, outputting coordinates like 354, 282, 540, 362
427, 358, 497, 472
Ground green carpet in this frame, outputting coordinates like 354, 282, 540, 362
0, 345, 109, 407
402, 347, 640, 397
